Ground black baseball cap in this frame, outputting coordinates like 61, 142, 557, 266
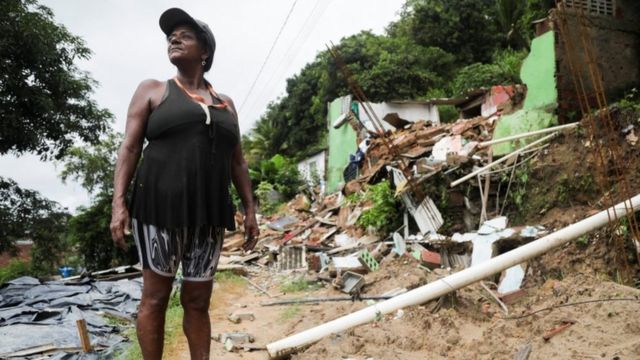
159, 8, 215, 71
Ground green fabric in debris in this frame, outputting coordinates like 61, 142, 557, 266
326, 97, 357, 193
493, 31, 558, 155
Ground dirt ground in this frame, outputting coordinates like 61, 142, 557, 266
164, 247, 640, 359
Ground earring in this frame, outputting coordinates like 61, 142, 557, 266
202, 60, 206, 66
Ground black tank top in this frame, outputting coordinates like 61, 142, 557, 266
130, 79, 239, 229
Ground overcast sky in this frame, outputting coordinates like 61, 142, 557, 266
0, 0, 405, 213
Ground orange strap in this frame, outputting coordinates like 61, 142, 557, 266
173, 76, 228, 109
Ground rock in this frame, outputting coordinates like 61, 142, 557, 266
446, 334, 461, 345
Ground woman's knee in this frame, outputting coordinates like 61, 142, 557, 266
140, 291, 172, 313
180, 289, 211, 313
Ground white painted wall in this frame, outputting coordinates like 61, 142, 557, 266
356, 102, 440, 132
297, 151, 326, 190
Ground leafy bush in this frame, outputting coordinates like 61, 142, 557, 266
250, 154, 303, 200
0, 259, 31, 285
451, 49, 526, 95
356, 181, 401, 235
618, 87, 640, 112
255, 182, 280, 215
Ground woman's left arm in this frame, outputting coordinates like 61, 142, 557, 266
231, 142, 259, 251
223, 94, 259, 251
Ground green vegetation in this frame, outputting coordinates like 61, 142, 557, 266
280, 304, 301, 320
356, 181, 402, 235
575, 235, 590, 248
250, 154, 304, 214
280, 276, 320, 293
214, 270, 246, 284
618, 87, 640, 112
0, 259, 31, 285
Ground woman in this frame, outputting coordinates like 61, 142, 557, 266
110, 8, 259, 359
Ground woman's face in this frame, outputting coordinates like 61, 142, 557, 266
167, 25, 207, 67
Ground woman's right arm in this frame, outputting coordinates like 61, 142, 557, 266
110, 79, 162, 249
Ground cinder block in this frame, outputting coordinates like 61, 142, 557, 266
358, 249, 380, 272
420, 250, 441, 269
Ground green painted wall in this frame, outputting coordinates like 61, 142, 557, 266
326, 97, 358, 193
493, 31, 558, 155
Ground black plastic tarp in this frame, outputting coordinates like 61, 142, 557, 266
0, 276, 142, 358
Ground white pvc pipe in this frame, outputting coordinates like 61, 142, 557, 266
267, 194, 640, 358
478, 122, 579, 148
450, 133, 557, 188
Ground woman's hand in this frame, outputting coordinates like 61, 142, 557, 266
242, 212, 260, 252
110, 203, 130, 250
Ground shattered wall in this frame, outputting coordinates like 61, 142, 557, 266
492, 31, 559, 155
326, 96, 358, 193
554, 3, 640, 118
357, 101, 440, 131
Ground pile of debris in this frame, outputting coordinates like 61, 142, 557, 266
219, 115, 559, 312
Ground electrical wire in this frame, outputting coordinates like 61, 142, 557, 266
244, 0, 331, 118
238, 0, 299, 114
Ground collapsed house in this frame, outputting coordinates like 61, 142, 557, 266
223, 3, 640, 356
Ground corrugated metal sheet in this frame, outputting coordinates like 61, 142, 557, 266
388, 167, 443, 234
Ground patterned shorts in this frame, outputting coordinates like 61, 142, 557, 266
131, 218, 224, 281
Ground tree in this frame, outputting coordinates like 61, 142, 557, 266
59, 132, 122, 196
397, 0, 501, 64
495, 0, 527, 50
0, 0, 112, 159
0, 177, 69, 273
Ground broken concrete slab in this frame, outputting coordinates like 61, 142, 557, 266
498, 263, 526, 294
227, 311, 255, 324
392, 232, 407, 256
332, 255, 363, 271
268, 216, 299, 232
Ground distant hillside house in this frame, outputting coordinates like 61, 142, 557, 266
0, 239, 33, 267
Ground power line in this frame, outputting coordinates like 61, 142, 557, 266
238, 0, 299, 114
244, 0, 331, 119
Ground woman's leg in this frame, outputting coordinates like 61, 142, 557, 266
180, 280, 214, 359
136, 269, 174, 360
180, 227, 224, 359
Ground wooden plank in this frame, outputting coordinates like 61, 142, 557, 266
0, 343, 57, 357
76, 319, 92, 353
